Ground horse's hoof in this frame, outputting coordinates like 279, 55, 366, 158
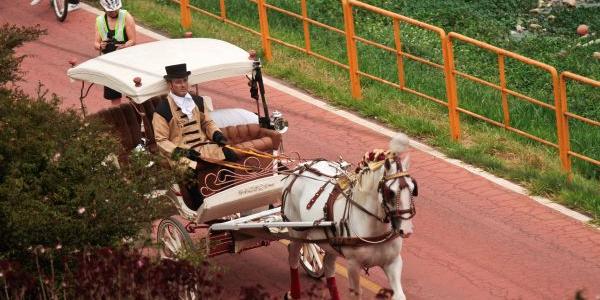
283, 291, 291, 300
375, 288, 394, 299
284, 291, 301, 300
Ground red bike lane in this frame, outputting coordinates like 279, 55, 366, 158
4, 1, 600, 299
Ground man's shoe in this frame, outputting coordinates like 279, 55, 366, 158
30, 0, 42, 5
67, 3, 80, 12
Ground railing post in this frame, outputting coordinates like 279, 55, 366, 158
392, 19, 406, 90
341, 0, 362, 99
257, 0, 273, 61
219, 0, 227, 20
301, 0, 311, 54
443, 34, 461, 140
179, 0, 192, 30
557, 73, 572, 174
497, 54, 510, 128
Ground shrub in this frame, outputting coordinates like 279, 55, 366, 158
0, 247, 224, 299
0, 23, 45, 86
0, 24, 176, 264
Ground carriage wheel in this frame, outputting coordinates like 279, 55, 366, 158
157, 217, 195, 259
300, 243, 325, 279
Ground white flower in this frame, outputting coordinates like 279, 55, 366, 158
77, 207, 86, 214
56, 244, 62, 250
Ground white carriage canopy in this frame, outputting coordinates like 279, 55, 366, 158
67, 38, 254, 103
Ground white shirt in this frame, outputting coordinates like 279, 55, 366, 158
169, 91, 195, 120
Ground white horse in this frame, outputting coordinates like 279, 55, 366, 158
282, 134, 418, 300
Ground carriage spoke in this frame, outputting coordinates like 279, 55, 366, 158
169, 226, 183, 250
161, 224, 183, 255
308, 244, 323, 270
299, 243, 325, 278
161, 228, 178, 254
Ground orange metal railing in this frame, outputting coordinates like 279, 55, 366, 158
446, 32, 568, 168
559, 72, 600, 170
173, 0, 599, 174
345, 0, 460, 137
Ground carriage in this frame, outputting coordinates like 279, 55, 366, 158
68, 37, 418, 300
67, 37, 327, 278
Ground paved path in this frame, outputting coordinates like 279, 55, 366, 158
4, 1, 600, 299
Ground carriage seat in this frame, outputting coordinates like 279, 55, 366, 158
89, 96, 281, 164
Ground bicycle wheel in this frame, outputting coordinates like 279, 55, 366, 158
52, 0, 68, 22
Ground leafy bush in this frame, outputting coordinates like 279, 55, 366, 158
0, 24, 45, 85
0, 24, 175, 264
0, 247, 223, 299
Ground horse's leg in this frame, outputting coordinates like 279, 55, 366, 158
382, 255, 406, 300
323, 251, 340, 300
347, 259, 362, 299
287, 241, 302, 299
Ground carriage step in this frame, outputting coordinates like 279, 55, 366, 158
207, 231, 234, 257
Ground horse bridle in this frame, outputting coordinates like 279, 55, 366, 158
378, 157, 417, 222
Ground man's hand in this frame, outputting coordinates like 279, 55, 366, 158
99, 41, 107, 50
172, 147, 201, 161
115, 42, 130, 50
212, 131, 229, 147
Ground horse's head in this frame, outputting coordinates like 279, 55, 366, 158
357, 133, 418, 238
379, 152, 417, 238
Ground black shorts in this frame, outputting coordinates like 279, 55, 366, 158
104, 86, 122, 100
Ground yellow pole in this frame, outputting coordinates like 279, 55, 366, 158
443, 35, 461, 140
301, 0, 311, 54
557, 73, 572, 173
392, 18, 405, 90
342, 0, 362, 99
257, 0, 273, 61
219, 0, 227, 20
180, 0, 192, 29
498, 54, 510, 127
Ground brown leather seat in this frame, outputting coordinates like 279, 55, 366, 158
90, 103, 143, 162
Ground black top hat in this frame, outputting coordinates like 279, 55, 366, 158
164, 63, 191, 80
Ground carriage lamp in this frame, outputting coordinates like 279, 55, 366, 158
133, 77, 142, 87
271, 110, 288, 134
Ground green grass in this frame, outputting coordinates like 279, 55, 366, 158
120, 0, 599, 221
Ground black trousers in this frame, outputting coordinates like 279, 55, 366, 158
182, 147, 239, 211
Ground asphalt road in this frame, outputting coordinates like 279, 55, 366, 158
4, 1, 600, 299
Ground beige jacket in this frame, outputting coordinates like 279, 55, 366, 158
152, 94, 224, 169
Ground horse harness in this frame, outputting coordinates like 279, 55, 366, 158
378, 156, 418, 221
280, 157, 417, 250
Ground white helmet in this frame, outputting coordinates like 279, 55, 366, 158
100, 0, 122, 11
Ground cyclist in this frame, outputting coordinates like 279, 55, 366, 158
30, 0, 80, 11
94, 0, 137, 102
